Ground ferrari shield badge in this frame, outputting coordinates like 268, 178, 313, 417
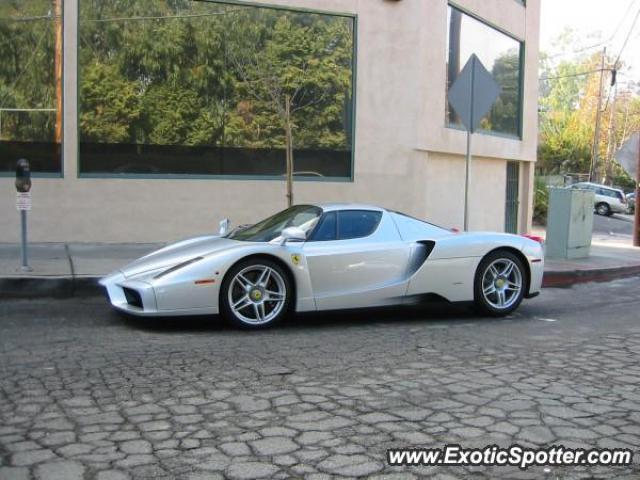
291, 254, 302, 266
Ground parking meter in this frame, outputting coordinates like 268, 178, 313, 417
15, 158, 31, 193
15, 158, 32, 271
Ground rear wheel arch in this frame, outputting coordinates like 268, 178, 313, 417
477, 247, 531, 298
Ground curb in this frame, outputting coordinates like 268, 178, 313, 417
0, 276, 102, 299
542, 265, 640, 288
2, 266, 640, 300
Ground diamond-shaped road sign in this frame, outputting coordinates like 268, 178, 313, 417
448, 54, 501, 133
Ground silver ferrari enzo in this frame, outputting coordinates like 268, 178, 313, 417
100, 203, 544, 329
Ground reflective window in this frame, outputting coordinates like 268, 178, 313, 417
310, 211, 337, 241
337, 210, 382, 240
228, 205, 321, 242
446, 6, 523, 137
0, 0, 62, 174
78, 1, 355, 178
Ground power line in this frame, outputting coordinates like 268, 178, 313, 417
545, 0, 638, 59
85, 12, 228, 23
539, 68, 610, 82
613, 6, 640, 66
0, 14, 56, 22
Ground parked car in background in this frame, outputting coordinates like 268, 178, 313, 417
568, 182, 628, 216
626, 192, 636, 213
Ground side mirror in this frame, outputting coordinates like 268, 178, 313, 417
280, 226, 306, 245
219, 218, 230, 236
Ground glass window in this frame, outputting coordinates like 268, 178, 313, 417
310, 211, 337, 241
446, 6, 523, 137
0, 0, 62, 174
337, 210, 382, 240
228, 205, 321, 242
391, 212, 449, 238
78, 1, 355, 178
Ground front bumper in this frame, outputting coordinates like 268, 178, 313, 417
100, 271, 218, 317
100, 271, 160, 316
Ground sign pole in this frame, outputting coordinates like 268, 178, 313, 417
464, 129, 471, 231
448, 54, 499, 232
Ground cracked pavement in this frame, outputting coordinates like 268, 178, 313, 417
1, 277, 640, 479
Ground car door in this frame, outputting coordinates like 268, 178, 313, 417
302, 209, 410, 310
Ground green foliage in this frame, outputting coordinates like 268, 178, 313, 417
489, 51, 520, 135
533, 177, 549, 225
539, 42, 640, 183
537, 111, 591, 174
80, 63, 141, 143
0, 0, 56, 141
73, 0, 354, 151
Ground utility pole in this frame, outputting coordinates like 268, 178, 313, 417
635, 133, 640, 247
53, 0, 63, 145
605, 82, 617, 185
589, 48, 606, 183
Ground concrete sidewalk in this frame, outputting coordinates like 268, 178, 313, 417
1, 238, 640, 298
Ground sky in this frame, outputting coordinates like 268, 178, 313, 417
540, 0, 640, 83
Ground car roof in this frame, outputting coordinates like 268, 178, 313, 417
313, 203, 387, 213
573, 182, 623, 192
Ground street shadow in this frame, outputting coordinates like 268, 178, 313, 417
115, 300, 485, 334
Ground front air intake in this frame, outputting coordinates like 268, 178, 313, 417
122, 287, 143, 309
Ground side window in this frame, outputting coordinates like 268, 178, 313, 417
337, 210, 383, 240
310, 212, 337, 241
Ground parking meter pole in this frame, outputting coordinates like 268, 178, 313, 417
464, 130, 471, 232
20, 209, 30, 271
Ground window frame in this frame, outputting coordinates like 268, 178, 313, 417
446, 3, 525, 140
76, 0, 358, 182
0, 1, 64, 178
308, 209, 383, 242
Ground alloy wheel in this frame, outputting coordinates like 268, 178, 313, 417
227, 265, 286, 325
481, 258, 523, 310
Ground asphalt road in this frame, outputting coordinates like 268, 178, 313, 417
592, 213, 634, 237
2, 278, 640, 479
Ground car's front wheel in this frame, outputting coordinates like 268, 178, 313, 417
220, 258, 292, 329
474, 251, 526, 317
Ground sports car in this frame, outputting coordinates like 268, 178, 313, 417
100, 203, 544, 328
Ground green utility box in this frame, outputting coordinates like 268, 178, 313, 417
545, 187, 594, 259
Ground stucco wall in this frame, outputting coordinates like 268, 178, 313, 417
0, 0, 540, 243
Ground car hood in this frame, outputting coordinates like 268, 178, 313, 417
119, 235, 242, 278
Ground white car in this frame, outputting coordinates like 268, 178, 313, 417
569, 182, 628, 216
100, 204, 544, 329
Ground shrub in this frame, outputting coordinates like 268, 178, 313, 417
533, 177, 549, 225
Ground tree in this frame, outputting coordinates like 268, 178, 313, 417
538, 42, 639, 188
225, 9, 353, 205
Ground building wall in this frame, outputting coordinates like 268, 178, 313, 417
0, 0, 540, 243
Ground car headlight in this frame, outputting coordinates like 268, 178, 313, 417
153, 257, 204, 279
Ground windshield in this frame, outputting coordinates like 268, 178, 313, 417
227, 205, 322, 242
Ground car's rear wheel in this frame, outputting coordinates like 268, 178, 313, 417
220, 258, 292, 329
474, 250, 525, 317
595, 202, 611, 216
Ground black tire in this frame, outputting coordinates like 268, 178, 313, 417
473, 250, 526, 317
595, 202, 611, 216
220, 258, 293, 329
